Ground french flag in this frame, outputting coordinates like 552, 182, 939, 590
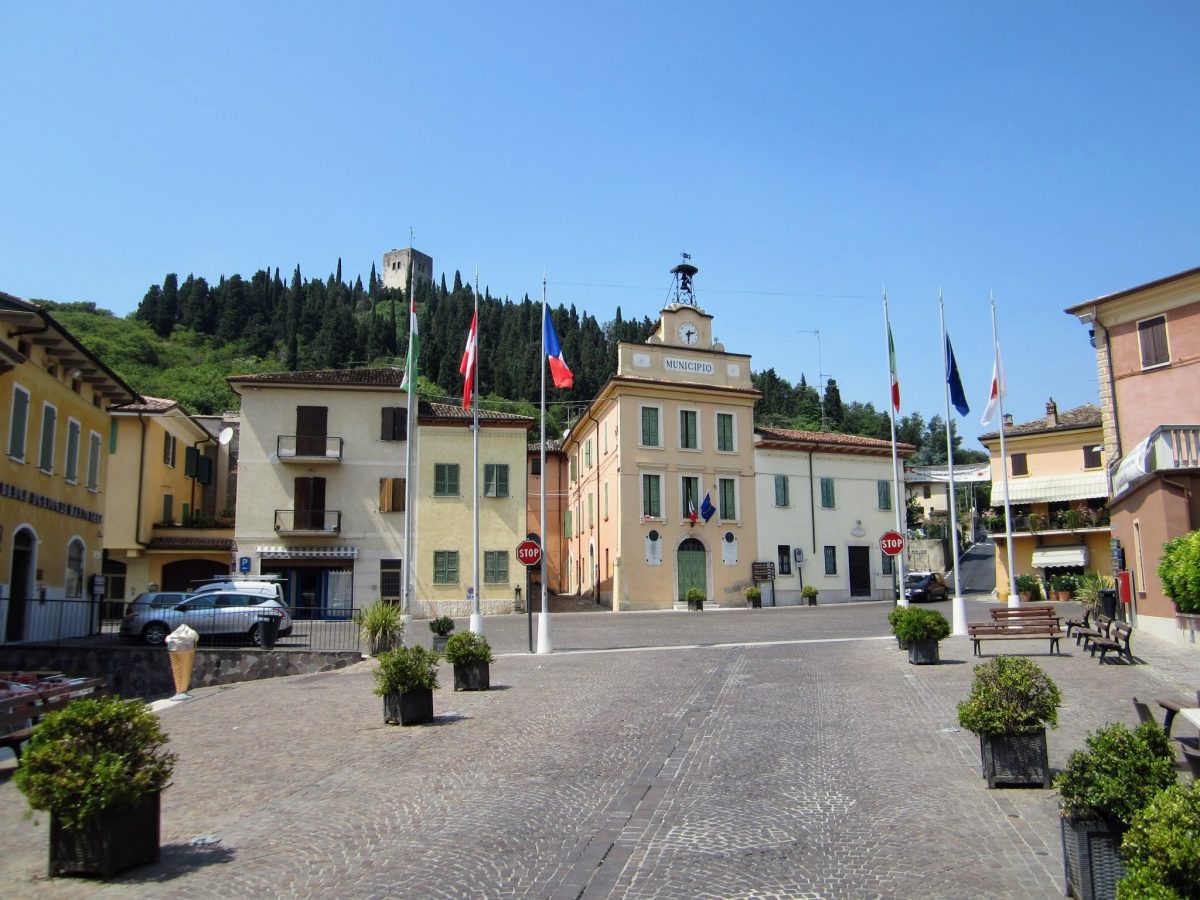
544, 306, 574, 389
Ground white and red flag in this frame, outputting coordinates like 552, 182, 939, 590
459, 310, 478, 409
981, 344, 1006, 426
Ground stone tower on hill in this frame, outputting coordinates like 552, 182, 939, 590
382, 247, 433, 291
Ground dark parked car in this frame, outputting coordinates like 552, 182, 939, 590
905, 571, 949, 602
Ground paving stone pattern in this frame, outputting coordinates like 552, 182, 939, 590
1, 600, 1196, 899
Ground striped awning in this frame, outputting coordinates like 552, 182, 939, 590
1031, 545, 1089, 569
994, 471, 1108, 504
255, 545, 358, 560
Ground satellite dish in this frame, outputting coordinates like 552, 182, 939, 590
218, 427, 234, 446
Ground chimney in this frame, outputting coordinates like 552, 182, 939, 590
1002, 413, 1013, 428
1046, 398, 1059, 426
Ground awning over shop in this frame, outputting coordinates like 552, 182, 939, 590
993, 471, 1108, 504
1031, 545, 1089, 569
255, 545, 358, 560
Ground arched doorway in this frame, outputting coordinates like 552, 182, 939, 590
677, 537, 707, 602
6, 527, 36, 641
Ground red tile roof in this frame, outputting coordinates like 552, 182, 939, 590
228, 368, 407, 387
755, 427, 916, 455
978, 403, 1101, 441
111, 396, 180, 414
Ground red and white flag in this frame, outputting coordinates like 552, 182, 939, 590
981, 344, 1006, 426
887, 321, 900, 414
459, 310, 478, 409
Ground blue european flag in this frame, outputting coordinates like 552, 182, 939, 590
700, 491, 716, 523
945, 334, 970, 417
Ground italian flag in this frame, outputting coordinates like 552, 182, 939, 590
888, 321, 900, 414
399, 293, 419, 392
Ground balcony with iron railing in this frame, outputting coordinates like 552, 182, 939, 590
984, 506, 1110, 537
1111, 424, 1200, 498
274, 509, 342, 535
277, 434, 344, 463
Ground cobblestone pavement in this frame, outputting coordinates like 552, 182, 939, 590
1, 598, 1196, 899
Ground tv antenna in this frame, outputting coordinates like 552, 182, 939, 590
797, 329, 830, 431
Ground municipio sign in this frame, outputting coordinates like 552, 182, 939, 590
879, 531, 905, 557
515, 539, 543, 568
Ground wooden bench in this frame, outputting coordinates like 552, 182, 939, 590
0, 678, 105, 765
1063, 608, 1091, 638
1089, 622, 1134, 663
1073, 614, 1113, 651
968, 621, 1063, 656
991, 605, 1057, 622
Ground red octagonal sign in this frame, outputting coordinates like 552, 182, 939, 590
879, 530, 905, 556
516, 539, 543, 567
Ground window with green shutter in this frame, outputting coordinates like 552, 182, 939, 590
484, 551, 508, 583
434, 463, 460, 496
8, 385, 30, 460
680, 410, 698, 449
717, 413, 734, 451
484, 463, 509, 497
642, 474, 661, 518
681, 476, 699, 518
641, 407, 660, 447
433, 551, 459, 584
877, 480, 891, 510
719, 478, 736, 519
820, 477, 835, 508
774, 474, 789, 507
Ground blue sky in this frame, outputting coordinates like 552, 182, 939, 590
3, 3, 1198, 442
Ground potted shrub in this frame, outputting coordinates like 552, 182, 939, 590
801, 585, 819, 606
956, 656, 1061, 788
1049, 573, 1076, 602
354, 599, 404, 656
1158, 528, 1200, 620
888, 605, 913, 650
1054, 722, 1176, 900
1074, 571, 1114, 617
373, 645, 440, 725
14, 695, 176, 879
685, 587, 705, 611
1116, 781, 1200, 899
444, 631, 494, 691
428, 615, 455, 654
893, 607, 950, 664
1015, 573, 1042, 603
744, 586, 762, 609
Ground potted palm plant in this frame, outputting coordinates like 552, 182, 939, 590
893, 607, 950, 664
428, 615, 455, 654
1054, 722, 1176, 900
444, 631, 494, 691
14, 695, 176, 879
801, 585, 819, 606
373, 644, 440, 725
1116, 781, 1200, 899
744, 586, 762, 609
956, 656, 1061, 788
354, 599, 404, 656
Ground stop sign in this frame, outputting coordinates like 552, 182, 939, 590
879, 530, 905, 556
515, 539, 543, 567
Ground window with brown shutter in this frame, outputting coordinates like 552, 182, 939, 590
379, 477, 406, 512
1137, 316, 1169, 368
381, 407, 407, 441
1011, 452, 1028, 476
296, 406, 328, 455
295, 476, 326, 529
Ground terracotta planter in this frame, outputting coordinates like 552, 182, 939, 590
979, 729, 1049, 788
50, 792, 160, 879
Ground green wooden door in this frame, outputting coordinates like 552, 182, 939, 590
677, 538, 707, 601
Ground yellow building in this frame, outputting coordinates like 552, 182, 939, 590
978, 400, 1111, 597
563, 296, 760, 610
1, 292, 138, 640
415, 403, 533, 614
104, 397, 235, 605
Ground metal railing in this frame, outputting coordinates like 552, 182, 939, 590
277, 435, 344, 461
0, 599, 363, 653
274, 509, 342, 533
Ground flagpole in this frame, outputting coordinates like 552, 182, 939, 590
883, 292, 908, 607
940, 293, 967, 636
991, 293, 1019, 607
469, 270, 483, 634
401, 258, 417, 642
537, 273, 552, 654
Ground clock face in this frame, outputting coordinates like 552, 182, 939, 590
677, 321, 699, 345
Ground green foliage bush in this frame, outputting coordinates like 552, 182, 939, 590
428, 616, 455, 637
744, 586, 762, 602
893, 607, 951, 642
1054, 722, 1176, 829
684, 587, 705, 604
801, 585, 819, 599
373, 645, 440, 695
354, 600, 404, 654
1074, 571, 1115, 613
956, 656, 1061, 735
887, 605, 913, 634
444, 631, 494, 665
1015, 573, 1042, 599
1158, 529, 1200, 614
1117, 782, 1200, 899
14, 696, 176, 830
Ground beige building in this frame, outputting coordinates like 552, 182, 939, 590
1066, 266, 1200, 645
415, 404, 533, 615
978, 401, 1111, 598
562, 301, 760, 610
1, 292, 138, 640
104, 397, 235, 606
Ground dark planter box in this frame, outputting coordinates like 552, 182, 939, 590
453, 661, 490, 691
687, 599, 704, 611
907, 639, 940, 664
383, 688, 433, 725
50, 792, 160, 879
747, 597, 762, 609
896, 636, 909, 650
431, 635, 450, 654
979, 729, 1049, 788
806, 595, 818, 606
1060, 816, 1125, 900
